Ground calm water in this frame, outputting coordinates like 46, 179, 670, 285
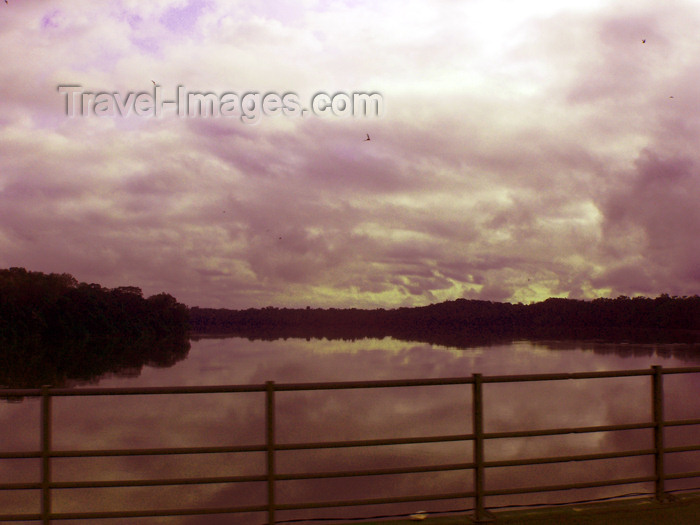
1, 337, 700, 524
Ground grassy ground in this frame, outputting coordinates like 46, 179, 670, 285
349, 492, 700, 524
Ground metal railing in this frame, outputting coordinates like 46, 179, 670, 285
1, 365, 700, 523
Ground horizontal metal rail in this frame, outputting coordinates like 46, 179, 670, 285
271, 491, 475, 511
484, 475, 657, 496
38, 503, 270, 520
484, 421, 655, 439
1, 365, 699, 524
666, 444, 700, 454
666, 470, 700, 480
666, 418, 700, 427
275, 461, 476, 481
483, 448, 657, 468
1, 444, 266, 460
51, 474, 268, 489
276, 432, 474, 450
4, 365, 699, 398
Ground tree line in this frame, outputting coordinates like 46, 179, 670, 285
0, 267, 189, 345
189, 295, 700, 344
0, 267, 190, 390
2, 266, 698, 390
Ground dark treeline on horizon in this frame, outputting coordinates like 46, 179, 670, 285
1, 267, 699, 392
190, 295, 700, 345
1, 267, 189, 344
0, 267, 190, 390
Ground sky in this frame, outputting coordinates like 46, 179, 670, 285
0, 0, 699, 309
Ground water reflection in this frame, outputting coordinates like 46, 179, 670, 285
1, 337, 699, 524
0, 335, 190, 394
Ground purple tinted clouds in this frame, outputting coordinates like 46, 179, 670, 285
0, 0, 698, 308
159, 0, 208, 35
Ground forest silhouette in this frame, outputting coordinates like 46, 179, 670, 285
0, 267, 190, 391
2, 267, 699, 392
190, 295, 700, 346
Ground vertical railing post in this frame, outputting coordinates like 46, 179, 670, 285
40, 386, 52, 525
472, 373, 491, 523
266, 381, 276, 524
651, 366, 666, 502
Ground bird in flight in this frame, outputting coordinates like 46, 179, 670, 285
364, 134, 370, 142
642, 39, 646, 43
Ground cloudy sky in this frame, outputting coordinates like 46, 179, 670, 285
1, 0, 698, 309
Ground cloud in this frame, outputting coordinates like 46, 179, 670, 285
597, 148, 700, 294
0, 0, 699, 307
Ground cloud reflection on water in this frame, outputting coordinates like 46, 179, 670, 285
1, 337, 699, 524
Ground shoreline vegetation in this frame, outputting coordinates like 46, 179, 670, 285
189, 295, 700, 346
0, 267, 190, 390
1, 267, 699, 391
